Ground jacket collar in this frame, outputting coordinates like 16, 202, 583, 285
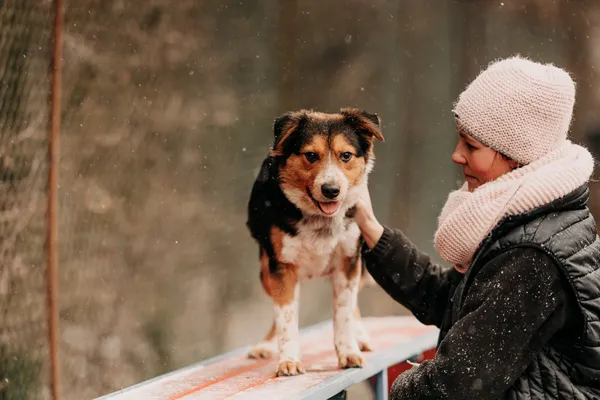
488, 184, 590, 243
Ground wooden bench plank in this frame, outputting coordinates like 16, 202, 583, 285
96, 316, 439, 400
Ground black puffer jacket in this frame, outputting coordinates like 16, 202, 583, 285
363, 185, 600, 399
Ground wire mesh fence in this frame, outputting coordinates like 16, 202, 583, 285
0, 1, 53, 399
2, 1, 600, 399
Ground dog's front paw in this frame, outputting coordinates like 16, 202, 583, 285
275, 360, 306, 376
338, 352, 365, 369
247, 341, 276, 359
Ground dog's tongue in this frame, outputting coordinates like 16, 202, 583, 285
319, 201, 340, 215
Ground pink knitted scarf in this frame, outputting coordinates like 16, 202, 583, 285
433, 141, 595, 273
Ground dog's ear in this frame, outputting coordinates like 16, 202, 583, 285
271, 111, 305, 155
358, 110, 381, 129
341, 108, 384, 142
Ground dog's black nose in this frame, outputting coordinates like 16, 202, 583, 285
321, 183, 340, 199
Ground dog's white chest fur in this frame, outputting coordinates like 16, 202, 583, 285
279, 214, 361, 280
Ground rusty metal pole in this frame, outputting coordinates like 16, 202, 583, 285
48, 0, 63, 398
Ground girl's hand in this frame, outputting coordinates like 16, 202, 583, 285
355, 185, 384, 249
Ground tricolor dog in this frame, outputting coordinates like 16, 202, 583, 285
246, 108, 384, 376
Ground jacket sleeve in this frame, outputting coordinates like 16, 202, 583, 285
389, 247, 571, 400
362, 226, 456, 327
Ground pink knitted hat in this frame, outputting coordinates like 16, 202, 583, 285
453, 56, 576, 165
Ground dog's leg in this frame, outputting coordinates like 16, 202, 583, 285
248, 264, 278, 359
269, 263, 304, 376
353, 306, 372, 352
354, 258, 373, 352
332, 255, 365, 369
248, 320, 276, 359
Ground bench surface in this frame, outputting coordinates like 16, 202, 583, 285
97, 316, 439, 400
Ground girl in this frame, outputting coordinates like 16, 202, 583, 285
355, 56, 600, 399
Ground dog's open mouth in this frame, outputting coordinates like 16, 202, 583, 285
317, 201, 340, 215
307, 188, 340, 216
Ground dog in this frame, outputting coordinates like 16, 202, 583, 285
245, 108, 384, 377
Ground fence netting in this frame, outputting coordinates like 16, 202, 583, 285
0, 1, 53, 399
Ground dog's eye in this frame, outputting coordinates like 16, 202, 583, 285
340, 152, 353, 162
304, 152, 319, 163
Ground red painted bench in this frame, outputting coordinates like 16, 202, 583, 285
96, 316, 438, 400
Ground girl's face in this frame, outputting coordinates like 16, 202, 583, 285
451, 128, 519, 192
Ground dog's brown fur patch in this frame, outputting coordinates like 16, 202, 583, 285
269, 266, 298, 306
269, 226, 286, 257
331, 134, 367, 187
278, 135, 329, 201
260, 251, 272, 296
260, 251, 298, 306
342, 252, 362, 281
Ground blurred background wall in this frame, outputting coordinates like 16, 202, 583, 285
1, 0, 600, 398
